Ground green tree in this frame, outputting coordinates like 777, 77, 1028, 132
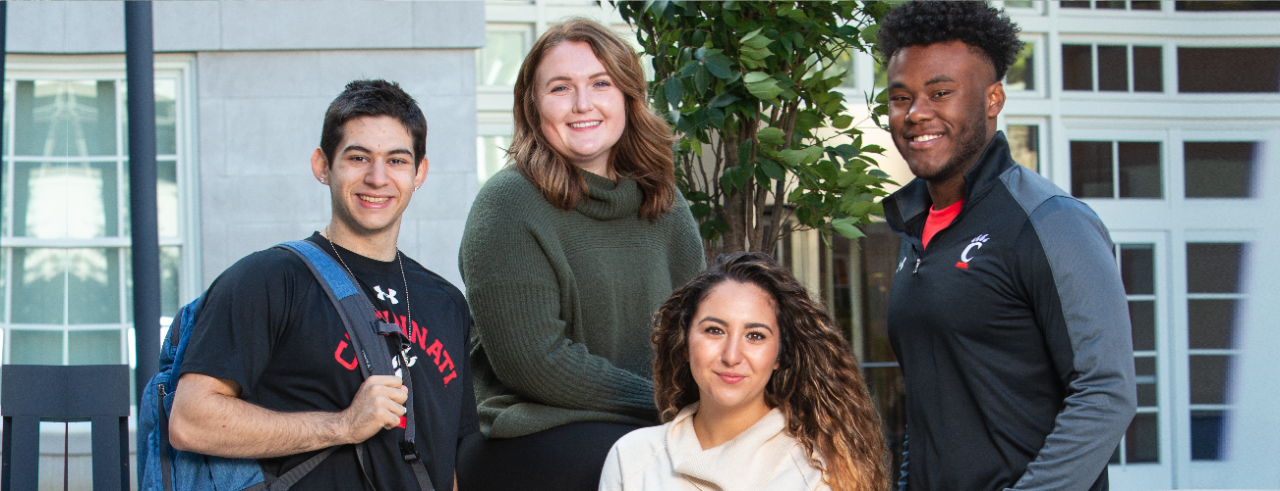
616, 1, 894, 261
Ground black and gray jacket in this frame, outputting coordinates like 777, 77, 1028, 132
885, 132, 1137, 491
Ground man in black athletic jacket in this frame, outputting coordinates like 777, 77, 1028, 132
169, 80, 477, 490
879, 3, 1137, 491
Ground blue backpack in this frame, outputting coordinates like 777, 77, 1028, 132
137, 240, 436, 491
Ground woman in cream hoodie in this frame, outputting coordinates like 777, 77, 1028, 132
600, 252, 888, 491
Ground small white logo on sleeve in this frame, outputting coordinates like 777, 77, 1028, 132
957, 234, 990, 269
374, 285, 399, 305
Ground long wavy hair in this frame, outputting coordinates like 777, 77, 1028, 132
509, 18, 677, 221
652, 252, 888, 491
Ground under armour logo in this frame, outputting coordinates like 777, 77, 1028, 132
374, 285, 399, 305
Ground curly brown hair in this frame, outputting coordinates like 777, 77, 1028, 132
509, 18, 677, 221
652, 252, 888, 491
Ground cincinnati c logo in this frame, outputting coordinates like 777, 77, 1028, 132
957, 234, 990, 269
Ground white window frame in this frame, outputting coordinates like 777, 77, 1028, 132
1107, 230, 1174, 491
0, 53, 199, 371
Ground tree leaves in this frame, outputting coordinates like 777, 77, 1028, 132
744, 72, 782, 101
613, 0, 895, 252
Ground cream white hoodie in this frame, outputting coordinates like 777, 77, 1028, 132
599, 403, 830, 491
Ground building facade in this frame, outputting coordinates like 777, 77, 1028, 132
2, 1, 1277, 490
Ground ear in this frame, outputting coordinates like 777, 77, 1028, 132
310, 148, 329, 182
414, 157, 430, 189
986, 81, 1006, 119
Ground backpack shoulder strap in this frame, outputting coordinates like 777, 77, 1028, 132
275, 240, 436, 491
276, 240, 394, 379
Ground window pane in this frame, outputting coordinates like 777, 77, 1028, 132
1098, 0, 1126, 8
477, 136, 512, 185
1132, 46, 1163, 92
1062, 1, 1092, 8
1120, 244, 1154, 295
67, 248, 120, 324
1177, 1, 1280, 11
69, 330, 121, 365
1184, 142, 1256, 198
1189, 355, 1229, 404
1191, 410, 1226, 461
1006, 43, 1035, 91
158, 160, 179, 237
156, 79, 178, 156
0, 250, 6, 321
833, 47, 856, 88
1006, 125, 1039, 171
1118, 142, 1161, 198
14, 81, 117, 157
9, 330, 63, 364
1135, 356, 1158, 407
480, 30, 528, 86
1131, 1, 1162, 9
1062, 44, 1094, 91
1178, 47, 1280, 93
1129, 300, 1156, 351
1186, 243, 1245, 293
1071, 141, 1113, 197
12, 249, 65, 324
161, 246, 181, 318
12, 161, 119, 238
1188, 299, 1237, 349
1097, 45, 1128, 91
1126, 412, 1160, 463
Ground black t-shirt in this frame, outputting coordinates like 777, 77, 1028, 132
180, 233, 478, 491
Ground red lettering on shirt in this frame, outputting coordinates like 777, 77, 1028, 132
425, 339, 443, 365
437, 350, 454, 373
334, 339, 358, 371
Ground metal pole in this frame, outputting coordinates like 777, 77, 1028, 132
126, 1, 159, 412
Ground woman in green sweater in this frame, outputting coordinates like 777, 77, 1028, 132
456, 19, 704, 491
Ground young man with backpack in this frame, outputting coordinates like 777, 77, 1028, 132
168, 80, 476, 491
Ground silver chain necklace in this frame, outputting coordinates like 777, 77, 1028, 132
323, 227, 411, 331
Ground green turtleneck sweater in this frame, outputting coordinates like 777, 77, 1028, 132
459, 168, 704, 439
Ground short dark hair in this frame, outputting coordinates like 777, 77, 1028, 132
319, 79, 427, 168
878, 1, 1024, 81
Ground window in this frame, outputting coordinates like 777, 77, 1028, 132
1114, 243, 1160, 464
1177, 48, 1280, 93
476, 135, 512, 185
478, 25, 533, 88
1176, 1, 1280, 11
1062, 1, 1162, 10
1006, 124, 1041, 172
1006, 41, 1036, 92
1063, 44, 1163, 93
1070, 140, 1162, 198
1185, 242, 1247, 461
1, 64, 189, 374
1183, 142, 1258, 198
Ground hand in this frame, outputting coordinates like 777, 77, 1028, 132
340, 375, 408, 444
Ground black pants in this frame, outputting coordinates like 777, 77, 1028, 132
456, 421, 640, 491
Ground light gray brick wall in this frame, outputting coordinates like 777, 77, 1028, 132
197, 48, 479, 288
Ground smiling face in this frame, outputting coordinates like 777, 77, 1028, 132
886, 40, 1004, 186
535, 40, 627, 177
687, 280, 781, 419
311, 115, 428, 244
